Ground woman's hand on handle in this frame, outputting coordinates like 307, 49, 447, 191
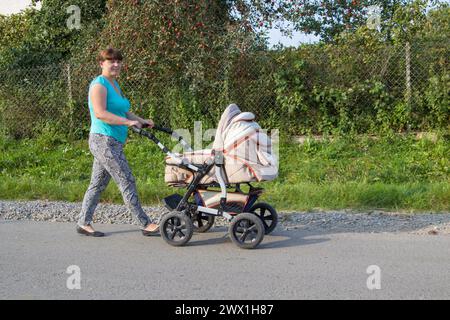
125, 112, 153, 129
142, 119, 154, 128
126, 120, 142, 128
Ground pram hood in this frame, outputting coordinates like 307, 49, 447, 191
212, 104, 278, 180
165, 104, 278, 185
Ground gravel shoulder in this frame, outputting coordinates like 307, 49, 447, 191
1, 199, 449, 235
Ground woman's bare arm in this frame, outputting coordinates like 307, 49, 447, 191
91, 84, 139, 126
126, 111, 154, 127
125, 111, 145, 123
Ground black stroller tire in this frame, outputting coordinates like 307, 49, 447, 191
192, 212, 215, 233
229, 213, 265, 249
160, 211, 194, 247
249, 202, 278, 234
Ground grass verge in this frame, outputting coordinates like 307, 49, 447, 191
0, 131, 448, 212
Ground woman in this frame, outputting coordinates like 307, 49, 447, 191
76, 48, 159, 237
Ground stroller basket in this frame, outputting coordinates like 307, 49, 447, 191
163, 189, 255, 214
195, 189, 250, 214
162, 193, 184, 211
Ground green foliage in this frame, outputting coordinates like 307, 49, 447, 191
66, 0, 267, 131
284, 0, 422, 43
0, 64, 68, 139
288, 0, 372, 42
268, 3, 449, 135
424, 73, 450, 129
0, 1, 448, 139
0, 0, 107, 69
390, 0, 429, 43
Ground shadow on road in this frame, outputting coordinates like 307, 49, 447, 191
103, 229, 141, 236
186, 226, 330, 249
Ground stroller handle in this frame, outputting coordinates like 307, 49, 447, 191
152, 125, 173, 135
130, 125, 200, 172
140, 122, 172, 134
133, 123, 174, 135
131, 124, 193, 152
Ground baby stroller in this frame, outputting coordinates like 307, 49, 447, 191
132, 104, 278, 249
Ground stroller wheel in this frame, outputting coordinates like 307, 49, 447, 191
160, 211, 194, 247
229, 213, 264, 249
192, 213, 215, 233
249, 202, 278, 234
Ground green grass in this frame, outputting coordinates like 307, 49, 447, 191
0, 131, 449, 212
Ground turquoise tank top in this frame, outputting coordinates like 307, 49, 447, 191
88, 75, 130, 144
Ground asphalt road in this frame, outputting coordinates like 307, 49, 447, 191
0, 220, 449, 300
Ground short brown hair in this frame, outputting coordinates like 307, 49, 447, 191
97, 48, 123, 62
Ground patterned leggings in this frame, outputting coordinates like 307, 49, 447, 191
77, 133, 151, 228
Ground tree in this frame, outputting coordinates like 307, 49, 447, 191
0, 0, 107, 69
390, 0, 430, 43
282, 0, 437, 43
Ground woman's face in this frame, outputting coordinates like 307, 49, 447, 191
100, 59, 122, 77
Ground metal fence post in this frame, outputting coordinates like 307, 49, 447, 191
66, 63, 73, 103
66, 63, 74, 132
405, 41, 412, 110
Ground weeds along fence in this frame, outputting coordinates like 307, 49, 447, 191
0, 39, 448, 140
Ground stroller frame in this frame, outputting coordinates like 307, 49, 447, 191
132, 124, 277, 249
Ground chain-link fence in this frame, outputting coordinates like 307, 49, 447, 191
0, 39, 448, 139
